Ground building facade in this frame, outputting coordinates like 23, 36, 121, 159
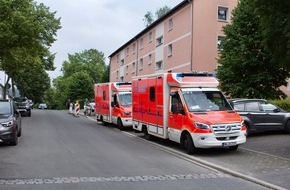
109, 0, 239, 82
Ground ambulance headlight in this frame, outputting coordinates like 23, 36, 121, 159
123, 111, 131, 116
194, 122, 210, 129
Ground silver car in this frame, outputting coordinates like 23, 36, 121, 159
0, 99, 22, 146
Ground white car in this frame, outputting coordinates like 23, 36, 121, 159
38, 103, 47, 109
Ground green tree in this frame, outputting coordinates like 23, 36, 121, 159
217, 0, 289, 99
0, 0, 61, 98
254, 0, 290, 69
61, 49, 108, 83
42, 87, 59, 109
143, 11, 154, 27
14, 64, 50, 103
51, 49, 109, 109
155, 6, 171, 19
65, 72, 94, 108
143, 5, 171, 27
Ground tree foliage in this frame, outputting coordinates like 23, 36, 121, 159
217, 0, 290, 99
254, 0, 290, 69
62, 49, 108, 83
14, 64, 50, 103
143, 5, 171, 27
51, 49, 109, 109
0, 0, 61, 98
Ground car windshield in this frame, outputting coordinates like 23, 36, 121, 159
13, 97, 27, 103
119, 92, 132, 106
0, 101, 11, 115
182, 89, 232, 112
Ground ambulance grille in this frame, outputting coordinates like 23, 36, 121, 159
211, 123, 242, 134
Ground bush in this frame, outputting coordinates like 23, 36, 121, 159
268, 99, 290, 111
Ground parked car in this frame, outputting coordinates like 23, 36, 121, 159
229, 99, 290, 135
0, 99, 22, 146
28, 99, 34, 109
13, 97, 31, 117
38, 103, 47, 109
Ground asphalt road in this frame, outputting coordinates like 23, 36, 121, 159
0, 109, 285, 190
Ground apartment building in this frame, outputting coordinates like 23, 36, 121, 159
109, 0, 239, 82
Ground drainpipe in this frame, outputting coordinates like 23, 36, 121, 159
135, 38, 139, 77
188, 0, 193, 72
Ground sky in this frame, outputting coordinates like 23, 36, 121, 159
34, 0, 183, 81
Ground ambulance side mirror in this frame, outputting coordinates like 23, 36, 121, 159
111, 101, 119, 107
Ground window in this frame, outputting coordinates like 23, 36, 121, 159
217, 36, 226, 50
171, 92, 184, 115
245, 102, 260, 111
140, 38, 144, 49
120, 76, 124, 82
149, 32, 152, 43
132, 62, 136, 73
103, 91, 106, 100
116, 71, 119, 79
150, 87, 155, 101
133, 43, 136, 54
126, 47, 129, 56
120, 59, 124, 66
169, 18, 173, 31
148, 54, 152, 65
156, 36, 163, 46
126, 65, 129, 74
168, 44, 173, 57
218, 6, 229, 21
156, 61, 163, 70
139, 58, 143, 70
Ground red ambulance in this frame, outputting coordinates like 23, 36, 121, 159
94, 82, 132, 130
132, 72, 247, 154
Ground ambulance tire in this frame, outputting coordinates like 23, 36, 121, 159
143, 127, 152, 141
117, 118, 124, 130
185, 133, 196, 154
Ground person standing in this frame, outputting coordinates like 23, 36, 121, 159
66, 99, 71, 109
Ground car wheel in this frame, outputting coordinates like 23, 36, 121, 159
10, 130, 18, 146
117, 118, 124, 130
18, 126, 22, 137
184, 133, 196, 154
27, 110, 31, 117
244, 124, 250, 137
284, 121, 290, 134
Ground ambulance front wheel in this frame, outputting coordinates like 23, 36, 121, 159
117, 118, 124, 130
184, 133, 196, 154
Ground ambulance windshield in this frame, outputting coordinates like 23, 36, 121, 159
119, 92, 132, 106
182, 89, 232, 112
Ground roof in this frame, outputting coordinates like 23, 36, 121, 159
108, 0, 189, 58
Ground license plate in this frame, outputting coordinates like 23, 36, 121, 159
222, 142, 236, 147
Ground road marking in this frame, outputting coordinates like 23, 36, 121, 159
0, 172, 228, 185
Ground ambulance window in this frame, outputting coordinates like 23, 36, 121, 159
171, 93, 185, 115
150, 87, 155, 101
103, 91, 106, 100
113, 94, 117, 105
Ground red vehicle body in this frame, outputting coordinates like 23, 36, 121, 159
132, 73, 247, 154
94, 82, 132, 129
